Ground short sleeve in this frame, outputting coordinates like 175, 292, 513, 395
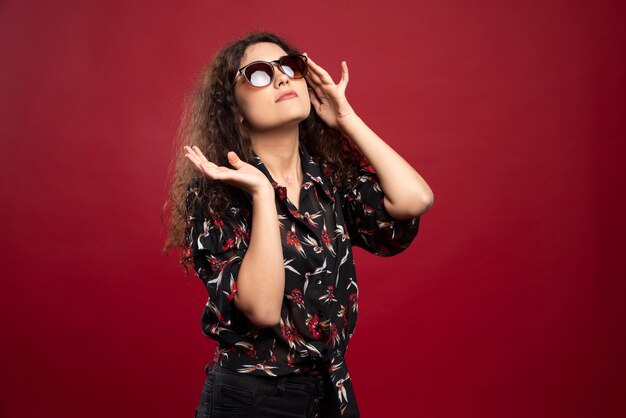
340, 167, 420, 256
184, 181, 251, 337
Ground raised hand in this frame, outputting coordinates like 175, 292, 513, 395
304, 53, 357, 131
184, 146, 272, 197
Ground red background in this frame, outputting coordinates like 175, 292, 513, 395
1, 0, 625, 417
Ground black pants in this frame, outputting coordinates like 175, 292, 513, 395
194, 362, 344, 417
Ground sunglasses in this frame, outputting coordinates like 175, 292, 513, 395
233, 54, 308, 88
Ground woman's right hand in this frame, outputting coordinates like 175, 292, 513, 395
184, 145, 272, 197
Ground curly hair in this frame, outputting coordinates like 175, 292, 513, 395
161, 31, 369, 273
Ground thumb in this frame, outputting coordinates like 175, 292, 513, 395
227, 151, 244, 169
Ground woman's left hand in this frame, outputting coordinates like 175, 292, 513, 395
304, 53, 357, 131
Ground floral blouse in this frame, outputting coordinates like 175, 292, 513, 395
185, 141, 420, 417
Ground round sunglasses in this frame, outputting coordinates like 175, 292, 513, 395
233, 54, 308, 88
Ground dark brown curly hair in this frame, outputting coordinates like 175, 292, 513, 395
162, 31, 369, 273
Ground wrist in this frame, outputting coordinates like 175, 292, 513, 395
337, 112, 362, 134
251, 183, 275, 201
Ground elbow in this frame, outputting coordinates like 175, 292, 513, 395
388, 191, 434, 218
235, 295, 281, 328
411, 188, 434, 217
248, 311, 281, 328
418, 191, 434, 215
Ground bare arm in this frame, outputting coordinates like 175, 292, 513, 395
184, 146, 284, 328
233, 185, 284, 328
304, 55, 434, 219
339, 115, 434, 219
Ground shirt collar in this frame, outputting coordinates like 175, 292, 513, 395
252, 142, 335, 203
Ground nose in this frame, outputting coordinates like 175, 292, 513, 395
273, 63, 290, 87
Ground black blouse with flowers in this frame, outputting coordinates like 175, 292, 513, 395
184, 141, 420, 417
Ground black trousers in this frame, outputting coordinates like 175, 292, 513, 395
194, 362, 344, 418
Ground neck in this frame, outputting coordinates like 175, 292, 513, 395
250, 125, 302, 186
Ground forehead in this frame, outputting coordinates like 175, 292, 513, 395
239, 42, 287, 67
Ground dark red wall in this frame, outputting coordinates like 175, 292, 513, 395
1, 0, 624, 417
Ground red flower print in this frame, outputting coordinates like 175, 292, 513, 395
209, 258, 223, 272
319, 284, 337, 304
307, 314, 324, 340
286, 230, 300, 246
211, 212, 224, 228
276, 185, 287, 200
222, 238, 234, 252
291, 288, 303, 304
321, 228, 331, 246
281, 325, 296, 343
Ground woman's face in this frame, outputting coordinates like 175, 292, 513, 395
234, 42, 311, 132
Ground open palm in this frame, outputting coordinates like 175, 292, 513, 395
184, 146, 270, 196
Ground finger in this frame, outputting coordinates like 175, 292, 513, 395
226, 151, 245, 169
304, 54, 328, 83
305, 56, 336, 85
186, 145, 208, 165
185, 151, 218, 171
184, 149, 241, 183
305, 70, 324, 89
309, 81, 325, 99
186, 145, 204, 159
200, 161, 236, 182
209, 165, 236, 181
184, 151, 203, 168
340, 61, 349, 86
191, 145, 213, 166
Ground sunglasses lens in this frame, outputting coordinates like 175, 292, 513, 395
244, 63, 273, 87
280, 56, 307, 78
240, 56, 307, 87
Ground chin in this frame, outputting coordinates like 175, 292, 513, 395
277, 106, 310, 125
248, 103, 311, 130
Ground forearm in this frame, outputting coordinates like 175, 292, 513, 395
339, 114, 434, 218
233, 185, 284, 327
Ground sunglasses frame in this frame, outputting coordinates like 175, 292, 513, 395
232, 54, 308, 88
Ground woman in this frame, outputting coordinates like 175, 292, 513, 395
163, 31, 433, 418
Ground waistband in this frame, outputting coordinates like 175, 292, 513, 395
209, 363, 327, 396
205, 356, 330, 377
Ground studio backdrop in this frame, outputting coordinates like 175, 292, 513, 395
1, 0, 624, 417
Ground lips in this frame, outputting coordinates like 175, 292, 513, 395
276, 91, 298, 102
